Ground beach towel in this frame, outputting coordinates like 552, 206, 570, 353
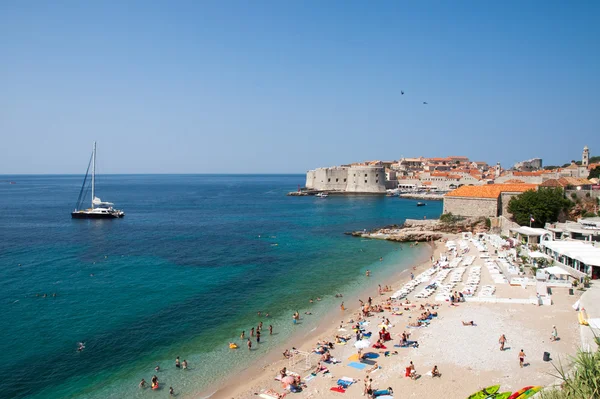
336, 380, 353, 388
304, 374, 315, 381
376, 396, 393, 399
339, 377, 354, 382
348, 362, 367, 370
373, 389, 392, 396
347, 353, 359, 361
330, 386, 346, 393
363, 352, 379, 359
259, 395, 277, 399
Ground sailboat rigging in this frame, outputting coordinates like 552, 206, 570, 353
71, 142, 125, 219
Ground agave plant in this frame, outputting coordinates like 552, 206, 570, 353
541, 331, 600, 399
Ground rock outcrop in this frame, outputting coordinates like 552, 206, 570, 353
347, 217, 489, 242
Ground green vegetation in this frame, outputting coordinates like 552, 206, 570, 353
590, 155, 600, 163
439, 212, 460, 224
507, 188, 572, 227
485, 218, 491, 229
583, 211, 597, 218
540, 336, 600, 399
589, 166, 600, 180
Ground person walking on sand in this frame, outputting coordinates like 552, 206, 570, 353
169, 386, 174, 396
341, 302, 345, 311
519, 349, 526, 368
550, 326, 558, 341
247, 338, 252, 350
269, 325, 273, 335
364, 377, 372, 396
499, 334, 507, 351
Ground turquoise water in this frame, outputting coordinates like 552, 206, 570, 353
0, 175, 442, 398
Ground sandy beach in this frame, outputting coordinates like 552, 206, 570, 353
208, 237, 586, 399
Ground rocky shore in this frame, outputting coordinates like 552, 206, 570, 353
398, 193, 444, 200
347, 217, 490, 242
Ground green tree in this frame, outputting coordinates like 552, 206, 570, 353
507, 187, 572, 227
589, 166, 600, 180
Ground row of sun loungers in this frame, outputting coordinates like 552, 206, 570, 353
391, 267, 437, 299
461, 266, 481, 296
486, 261, 509, 284
479, 285, 496, 297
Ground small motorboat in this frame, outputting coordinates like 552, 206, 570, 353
416, 202, 426, 207
315, 192, 329, 198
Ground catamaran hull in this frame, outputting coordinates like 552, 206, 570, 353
71, 212, 124, 219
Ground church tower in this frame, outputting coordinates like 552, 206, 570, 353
582, 145, 589, 167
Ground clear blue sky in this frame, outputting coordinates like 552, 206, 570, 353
1, 1, 598, 174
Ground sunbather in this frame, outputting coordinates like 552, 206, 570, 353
462, 320, 475, 326
432, 365, 441, 377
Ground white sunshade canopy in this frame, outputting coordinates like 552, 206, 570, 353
541, 241, 600, 267
543, 266, 572, 277
529, 251, 552, 259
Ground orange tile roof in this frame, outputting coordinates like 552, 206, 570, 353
513, 171, 544, 176
445, 184, 537, 199
422, 181, 432, 185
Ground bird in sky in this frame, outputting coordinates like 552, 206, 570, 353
423, 102, 428, 105
401, 90, 404, 95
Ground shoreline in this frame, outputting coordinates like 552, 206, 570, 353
206, 241, 439, 399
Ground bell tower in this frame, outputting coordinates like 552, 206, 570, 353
582, 145, 589, 167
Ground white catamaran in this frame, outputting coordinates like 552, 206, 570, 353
71, 142, 125, 219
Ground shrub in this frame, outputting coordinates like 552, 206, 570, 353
571, 192, 577, 199
440, 213, 458, 224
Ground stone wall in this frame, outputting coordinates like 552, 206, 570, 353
499, 192, 523, 218
443, 196, 499, 217
345, 166, 386, 193
305, 170, 316, 189
312, 167, 348, 191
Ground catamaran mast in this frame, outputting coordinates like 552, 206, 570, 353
91, 141, 96, 209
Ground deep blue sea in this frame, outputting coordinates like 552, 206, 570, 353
0, 175, 442, 398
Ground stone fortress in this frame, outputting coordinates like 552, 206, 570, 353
305, 165, 386, 193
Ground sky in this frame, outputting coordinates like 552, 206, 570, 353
1, 1, 599, 174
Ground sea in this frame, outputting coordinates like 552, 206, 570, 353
0, 175, 442, 398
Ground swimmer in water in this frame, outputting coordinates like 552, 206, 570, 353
139, 379, 146, 388
155, 365, 160, 372
77, 342, 85, 352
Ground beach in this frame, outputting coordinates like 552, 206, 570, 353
216, 237, 584, 399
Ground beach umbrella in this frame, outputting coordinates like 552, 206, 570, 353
282, 376, 295, 385
354, 340, 371, 349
